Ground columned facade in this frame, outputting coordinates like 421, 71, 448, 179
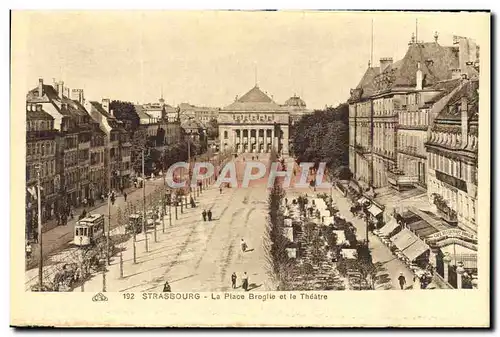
218, 85, 290, 155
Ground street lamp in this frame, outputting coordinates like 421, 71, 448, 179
362, 200, 372, 245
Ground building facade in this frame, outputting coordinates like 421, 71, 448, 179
218, 85, 290, 155
426, 78, 479, 234
86, 99, 131, 190
284, 94, 311, 125
26, 104, 59, 230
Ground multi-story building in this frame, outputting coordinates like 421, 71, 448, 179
141, 96, 179, 122
284, 94, 311, 125
86, 99, 131, 190
178, 103, 219, 125
218, 85, 290, 154
89, 123, 106, 200
349, 33, 478, 192
26, 104, 59, 234
426, 77, 479, 234
348, 66, 378, 189
26, 79, 93, 207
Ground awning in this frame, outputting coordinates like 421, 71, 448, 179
341, 249, 358, 259
367, 204, 383, 217
406, 219, 439, 238
390, 229, 416, 251
378, 218, 399, 237
402, 239, 430, 261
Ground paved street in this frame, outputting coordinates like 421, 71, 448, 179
66, 154, 273, 292
26, 178, 166, 271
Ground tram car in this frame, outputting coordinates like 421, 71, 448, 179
73, 214, 105, 246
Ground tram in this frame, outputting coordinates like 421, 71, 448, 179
73, 214, 105, 246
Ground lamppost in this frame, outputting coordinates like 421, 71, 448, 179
35, 163, 43, 289
362, 200, 372, 246
142, 150, 149, 252
456, 261, 465, 289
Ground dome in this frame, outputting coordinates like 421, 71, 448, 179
285, 95, 306, 107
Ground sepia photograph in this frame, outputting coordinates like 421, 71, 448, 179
10, 9, 490, 327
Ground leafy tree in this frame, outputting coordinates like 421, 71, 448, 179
110, 100, 139, 132
291, 103, 349, 174
206, 118, 219, 140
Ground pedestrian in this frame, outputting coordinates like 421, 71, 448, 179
256, 155, 259, 160
220, 187, 223, 194
163, 281, 171, 292
83, 198, 88, 208
202, 210, 207, 222
207, 209, 212, 221
33, 230, 38, 244
398, 272, 406, 290
26, 242, 32, 259
242, 272, 249, 291
231, 272, 237, 289
285, 198, 288, 205
123, 192, 127, 202
240, 238, 247, 252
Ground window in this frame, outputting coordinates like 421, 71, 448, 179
224, 131, 228, 139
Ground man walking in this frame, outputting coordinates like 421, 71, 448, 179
202, 210, 207, 222
220, 186, 223, 194
231, 272, 237, 289
242, 272, 249, 291
123, 191, 127, 202
207, 209, 212, 221
398, 272, 407, 290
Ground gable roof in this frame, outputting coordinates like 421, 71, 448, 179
391, 43, 459, 89
223, 85, 287, 112
27, 84, 90, 118
89, 101, 114, 119
434, 78, 479, 123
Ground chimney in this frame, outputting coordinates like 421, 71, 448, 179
102, 98, 110, 113
461, 96, 469, 147
379, 57, 393, 73
71, 89, 85, 104
57, 81, 64, 98
416, 62, 423, 90
110, 109, 114, 117
64, 87, 70, 98
38, 78, 43, 98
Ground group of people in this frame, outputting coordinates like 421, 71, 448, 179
231, 272, 249, 291
202, 209, 213, 222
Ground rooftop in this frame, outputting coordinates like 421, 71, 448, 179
222, 85, 288, 112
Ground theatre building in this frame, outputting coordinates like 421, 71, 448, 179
218, 85, 290, 155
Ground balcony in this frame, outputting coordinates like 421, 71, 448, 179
387, 168, 419, 191
78, 141, 90, 150
354, 144, 370, 154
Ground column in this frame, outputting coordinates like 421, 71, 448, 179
282, 126, 289, 155
232, 129, 237, 152
238, 128, 243, 153
247, 128, 251, 153
271, 127, 275, 152
264, 128, 268, 152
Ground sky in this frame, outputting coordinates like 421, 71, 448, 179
18, 11, 489, 109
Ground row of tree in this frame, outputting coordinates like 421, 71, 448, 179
290, 103, 352, 181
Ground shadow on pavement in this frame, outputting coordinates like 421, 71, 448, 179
247, 283, 262, 291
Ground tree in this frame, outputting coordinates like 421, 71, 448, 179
206, 118, 219, 140
290, 103, 349, 175
110, 100, 139, 132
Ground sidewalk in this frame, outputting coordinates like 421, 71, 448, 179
27, 179, 166, 270
73, 183, 235, 292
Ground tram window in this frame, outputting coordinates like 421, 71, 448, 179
83, 228, 88, 236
